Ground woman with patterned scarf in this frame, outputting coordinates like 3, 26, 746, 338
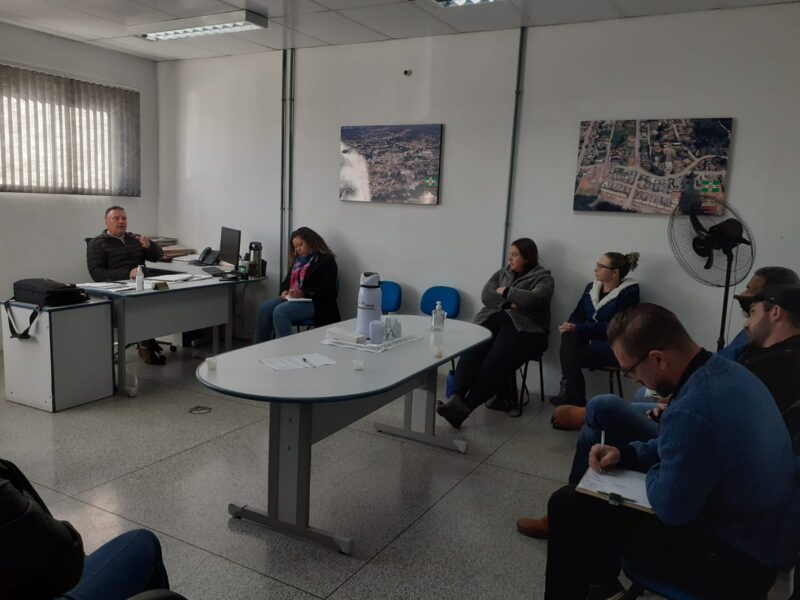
253, 227, 341, 342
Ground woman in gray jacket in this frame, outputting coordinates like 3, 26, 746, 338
437, 238, 553, 428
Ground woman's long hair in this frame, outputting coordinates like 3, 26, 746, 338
288, 227, 335, 268
511, 238, 539, 270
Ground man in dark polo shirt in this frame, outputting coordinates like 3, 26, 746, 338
86, 206, 166, 364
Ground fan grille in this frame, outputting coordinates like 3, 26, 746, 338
668, 200, 755, 287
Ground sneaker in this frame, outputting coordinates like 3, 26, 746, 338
551, 405, 587, 431
516, 515, 549, 539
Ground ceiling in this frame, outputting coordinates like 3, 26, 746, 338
0, 0, 795, 61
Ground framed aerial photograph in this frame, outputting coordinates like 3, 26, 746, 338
574, 118, 733, 215
340, 124, 443, 205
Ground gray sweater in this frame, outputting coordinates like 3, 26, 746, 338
473, 264, 554, 335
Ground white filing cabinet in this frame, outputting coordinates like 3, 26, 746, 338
1, 299, 113, 412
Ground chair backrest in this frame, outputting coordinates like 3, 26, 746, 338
84, 237, 93, 247
420, 286, 460, 319
381, 281, 402, 314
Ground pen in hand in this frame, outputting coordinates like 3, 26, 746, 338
599, 430, 606, 472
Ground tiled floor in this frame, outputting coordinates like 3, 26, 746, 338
0, 345, 584, 599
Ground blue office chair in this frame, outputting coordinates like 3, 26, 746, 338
381, 280, 402, 314
294, 280, 339, 332
420, 286, 460, 319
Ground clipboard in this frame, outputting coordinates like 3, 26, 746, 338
576, 468, 654, 514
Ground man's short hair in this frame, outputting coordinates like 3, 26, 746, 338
608, 303, 694, 358
105, 205, 125, 217
754, 266, 800, 287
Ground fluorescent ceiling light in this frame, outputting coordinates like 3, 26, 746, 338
134, 10, 268, 42
435, 0, 498, 6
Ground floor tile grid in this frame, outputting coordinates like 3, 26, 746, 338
324, 400, 563, 598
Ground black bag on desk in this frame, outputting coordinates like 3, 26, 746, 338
11, 278, 87, 308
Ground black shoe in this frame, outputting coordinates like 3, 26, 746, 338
549, 378, 585, 407
587, 579, 626, 600
485, 394, 509, 412
436, 396, 470, 429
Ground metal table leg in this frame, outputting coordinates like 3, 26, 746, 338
227, 402, 354, 555
374, 368, 468, 454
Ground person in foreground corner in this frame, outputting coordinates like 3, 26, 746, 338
436, 238, 553, 429
0, 458, 183, 600
253, 227, 340, 343
544, 304, 797, 600
518, 267, 800, 541
86, 205, 166, 365
551, 252, 640, 408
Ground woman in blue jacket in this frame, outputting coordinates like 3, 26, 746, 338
551, 251, 640, 406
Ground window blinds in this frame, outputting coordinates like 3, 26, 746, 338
0, 63, 140, 196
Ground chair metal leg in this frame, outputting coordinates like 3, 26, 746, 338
519, 362, 529, 407
608, 371, 615, 394
616, 369, 624, 399
539, 359, 545, 404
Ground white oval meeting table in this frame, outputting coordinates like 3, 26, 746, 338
196, 315, 490, 555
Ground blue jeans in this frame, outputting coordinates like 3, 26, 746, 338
60, 529, 168, 600
253, 297, 315, 343
568, 394, 658, 484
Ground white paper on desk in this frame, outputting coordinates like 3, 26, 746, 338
260, 353, 336, 371
148, 273, 193, 283
77, 282, 128, 290
577, 468, 652, 511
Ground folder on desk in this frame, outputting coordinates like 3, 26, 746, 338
576, 468, 653, 514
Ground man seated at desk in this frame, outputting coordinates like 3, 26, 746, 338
86, 206, 166, 365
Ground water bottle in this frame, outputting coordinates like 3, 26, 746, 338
431, 300, 446, 331
135, 265, 144, 291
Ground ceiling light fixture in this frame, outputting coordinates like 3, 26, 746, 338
135, 10, 268, 42
434, 0, 498, 6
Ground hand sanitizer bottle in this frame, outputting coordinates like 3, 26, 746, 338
135, 265, 144, 291
431, 300, 446, 331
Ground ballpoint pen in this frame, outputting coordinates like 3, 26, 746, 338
302, 357, 315, 368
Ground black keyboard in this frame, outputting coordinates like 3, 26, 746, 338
202, 266, 225, 277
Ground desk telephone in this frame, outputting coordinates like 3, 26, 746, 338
196, 247, 220, 265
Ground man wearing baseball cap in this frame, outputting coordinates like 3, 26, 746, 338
741, 284, 800, 447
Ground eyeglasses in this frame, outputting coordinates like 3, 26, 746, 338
621, 349, 660, 379
595, 263, 614, 271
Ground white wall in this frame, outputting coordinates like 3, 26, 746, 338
158, 53, 283, 334
291, 30, 519, 321
511, 3, 800, 392
158, 4, 800, 395
0, 22, 158, 349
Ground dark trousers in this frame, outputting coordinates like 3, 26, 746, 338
545, 485, 777, 600
558, 331, 618, 404
453, 312, 548, 410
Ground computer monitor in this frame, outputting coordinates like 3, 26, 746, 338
219, 227, 241, 269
